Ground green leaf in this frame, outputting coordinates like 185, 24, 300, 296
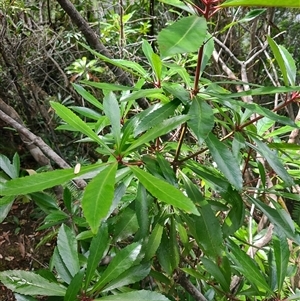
102, 262, 151, 292
134, 99, 180, 136
247, 195, 300, 244
64, 270, 84, 301
144, 223, 163, 261
227, 239, 273, 294
201, 257, 230, 292
113, 207, 139, 242
103, 92, 121, 148
130, 166, 199, 215
156, 153, 177, 186
95, 290, 170, 300
273, 232, 290, 292
267, 36, 289, 86
158, 0, 196, 14
80, 80, 133, 92
0, 154, 18, 178
158, 15, 207, 58
188, 97, 214, 142
157, 231, 174, 275
135, 183, 149, 239
50, 101, 111, 153
221, 0, 300, 7
120, 88, 168, 103
57, 224, 80, 277
92, 243, 141, 292
0, 198, 14, 223
69, 106, 102, 120
142, 40, 162, 81
125, 115, 189, 154
239, 9, 266, 22
222, 189, 245, 237
169, 217, 180, 270
82, 162, 117, 234
249, 137, 294, 186
205, 132, 243, 190
72, 83, 103, 110
85, 223, 109, 289
0, 163, 104, 196
15, 294, 38, 301
52, 247, 72, 284
194, 202, 223, 258
0, 270, 66, 296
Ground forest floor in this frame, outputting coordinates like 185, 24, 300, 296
0, 201, 54, 301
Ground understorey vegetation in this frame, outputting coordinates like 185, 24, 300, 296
1, 0, 300, 300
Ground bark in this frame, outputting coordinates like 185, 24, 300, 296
55, 0, 149, 109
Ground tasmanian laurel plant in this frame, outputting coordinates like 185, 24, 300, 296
1, 0, 300, 300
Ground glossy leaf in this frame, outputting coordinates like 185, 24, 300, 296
222, 189, 245, 237
250, 137, 294, 186
135, 183, 149, 239
50, 101, 111, 153
92, 243, 142, 291
188, 97, 214, 142
144, 223, 163, 261
80, 80, 134, 92
57, 224, 80, 277
103, 92, 121, 148
64, 270, 84, 301
130, 166, 199, 215
142, 40, 162, 81
134, 99, 180, 136
158, 15, 207, 58
227, 239, 273, 294
85, 223, 109, 289
205, 132, 243, 190
221, 0, 300, 7
95, 290, 170, 300
194, 202, 223, 258
0, 270, 66, 296
0, 163, 104, 196
102, 262, 151, 292
273, 232, 290, 292
82, 162, 117, 234
125, 115, 189, 153
52, 247, 72, 284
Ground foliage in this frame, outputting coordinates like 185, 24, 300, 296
1, 0, 300, 301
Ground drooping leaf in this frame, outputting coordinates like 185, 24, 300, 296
221, 0, 300, 7
0, 270, 66, 296
50, 101, 111, 152
0, 198, 14, 223
57, 224, 80, 277
205, 132, 243, 190
0, 163, 104, 196
142, 40, 162, 81
130, 166, 199, 215
102, 262, 151, 292
157, 230, 174, 275
158, 15, 207, 58
103, 92, 121, 148
273, 232, 290, 292
80, 80, 134, 92
85, 223, 109, 289
125, 115, 189, 154
249, 137, 294, 186
82, 162, 117, 234
64, 270, 84, 301
188, 97, 214, 142
92, 243, 142, 291
94, 290, 170, 300
227, 239, 273, 294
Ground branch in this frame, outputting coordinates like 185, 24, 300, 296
177, 271, 208, 301
0, 108, 87, 189
55, 0, 149, 109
